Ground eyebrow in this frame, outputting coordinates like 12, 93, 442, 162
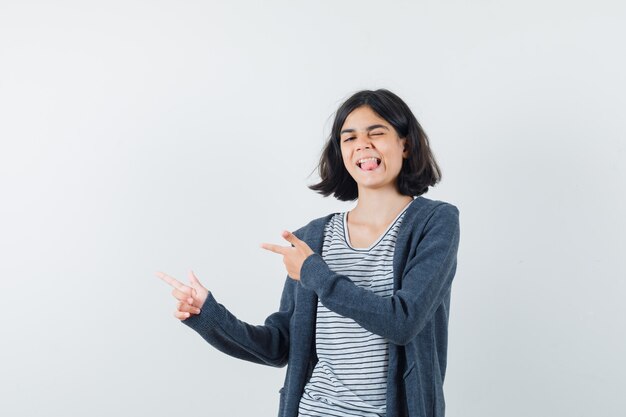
340, 124, 390, 135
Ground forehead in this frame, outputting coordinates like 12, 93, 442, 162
341, 106, 389, 130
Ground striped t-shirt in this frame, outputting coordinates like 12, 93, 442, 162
297, 201, 412, 417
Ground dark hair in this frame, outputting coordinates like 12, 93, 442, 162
307, 89, 442, 201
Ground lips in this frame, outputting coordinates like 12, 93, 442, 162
356, 156, 381, 168
357, 157, 381, 171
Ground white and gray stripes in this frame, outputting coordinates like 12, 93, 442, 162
297, 202, 411, 417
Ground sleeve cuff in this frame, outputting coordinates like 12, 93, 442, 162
300, 253, 333, 294
180, 291, 227, 334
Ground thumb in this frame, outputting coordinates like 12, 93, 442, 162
189, 270, 203, 290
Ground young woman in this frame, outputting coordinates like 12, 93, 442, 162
157, 89, 461, 417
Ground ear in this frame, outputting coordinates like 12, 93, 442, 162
401, 138, 409, 158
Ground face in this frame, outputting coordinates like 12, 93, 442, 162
339, 105, 409, 193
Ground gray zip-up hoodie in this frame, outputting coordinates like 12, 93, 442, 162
182, 195, 460, 417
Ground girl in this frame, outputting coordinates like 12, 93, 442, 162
157, 89, 460, 417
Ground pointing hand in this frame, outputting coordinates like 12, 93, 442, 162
156, 270, 209, 320
260, 230, 315, 281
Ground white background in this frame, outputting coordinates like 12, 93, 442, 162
1, 1, 624, 416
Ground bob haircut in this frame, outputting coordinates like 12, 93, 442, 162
308, 89, 442, 201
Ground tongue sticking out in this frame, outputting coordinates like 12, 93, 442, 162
361, 160, 379, 171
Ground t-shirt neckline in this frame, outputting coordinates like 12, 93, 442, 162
343, 199, 413, 251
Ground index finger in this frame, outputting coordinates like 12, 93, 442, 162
155, 271, 188, 291
260, 243, 288, 255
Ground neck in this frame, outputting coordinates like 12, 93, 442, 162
349, 187, 414, 226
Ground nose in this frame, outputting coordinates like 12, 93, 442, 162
354, 132, 372, 151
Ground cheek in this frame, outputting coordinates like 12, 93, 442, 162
340, 149, 352, 167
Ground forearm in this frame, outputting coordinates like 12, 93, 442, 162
181, 279, 295, 367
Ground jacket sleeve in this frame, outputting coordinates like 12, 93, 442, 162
299, 203, 460, 346
180, 275, 296, 367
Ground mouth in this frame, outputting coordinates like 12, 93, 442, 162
356, 157, 381, 171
